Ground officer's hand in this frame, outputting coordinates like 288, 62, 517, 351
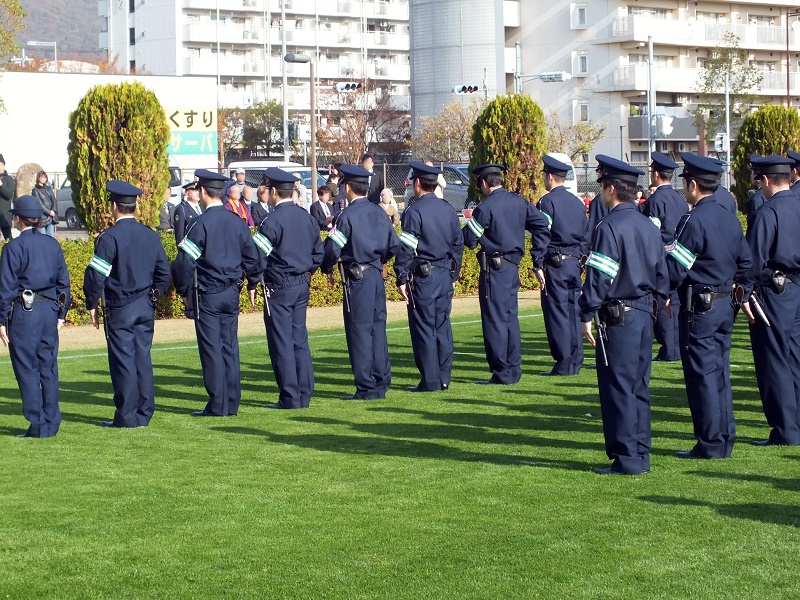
535, 268, 546, 292
665, 298, 672, 318
249, 289, 257, 308
742, 301, 756, 324
327, 272, 335, 288
89, 308, 100, 330
398, 283, 410, 305
57, 319, 64, 331
0, 325, 8, 347
582, 321, 596, 347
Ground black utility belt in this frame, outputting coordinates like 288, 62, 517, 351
344, 262, 379, 281
264, 274, 308, 289
200, 280, 243, 295
478, 251, 520, 271
687, 288, 731, 313
545, 253, 579, 268
14, 290, 63, 311
413, 259, 453, 278
759, 270, 797, 295
599, 297, 653, 325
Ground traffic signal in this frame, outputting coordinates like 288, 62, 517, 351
333, 82, 363, 92
453, 85, 479, 94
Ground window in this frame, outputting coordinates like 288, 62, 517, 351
629, 7, 669, 19
577, 6, 587, 27
572, 3, 588, 29
129, 0, 135, 12
579, 103, 589, 122
129, 27, 136, 45
129, 60, 136, 72
578, 54, 588, 75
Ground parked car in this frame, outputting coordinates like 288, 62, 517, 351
404, 164, 470, 213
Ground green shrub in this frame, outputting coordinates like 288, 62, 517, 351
67, 81, 170, 235
731, 105, 800, 211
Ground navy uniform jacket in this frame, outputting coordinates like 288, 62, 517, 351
746, 190, 766, 231
255, 201, 324, 285
587, 194, 607, 237
538, 185, 589, 257
666, 197, 752, 292
172, 205, 262, 296
394, 192, 464, 284
84, 218, 170, 309
745, 188, 800, 288
251, 201, 271, 227
0, 229, 70, 325
462, 187, 550, 269
579, 203, 669, 321
321, 197, 400, 272
791, 179, 800, 197
172, 200, 202, 243
713, 186, 738, 214
640, 184, 688, 244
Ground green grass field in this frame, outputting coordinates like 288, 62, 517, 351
1, 308, 798, 599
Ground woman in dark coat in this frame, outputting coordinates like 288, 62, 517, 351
31, 170, 57, 237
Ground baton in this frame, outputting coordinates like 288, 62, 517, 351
338, 262, 351, 313
192, 269, 201, 323
260, 277, 271, 317
100, 290, 109, 342
407, 274, 416, 310
593, 313, 608, 367
750, 291, 771, 327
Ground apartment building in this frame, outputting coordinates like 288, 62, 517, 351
411, 1, 800, 160
99, 0, 411, 112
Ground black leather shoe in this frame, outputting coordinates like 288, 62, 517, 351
265, 403, 286, 409
751, 439, 782, 446
16, 432, 31, 438
341, 395, 358, 400
441, 383, 449, 391
191, 410, 217, 417
593, 467, 624, 475
477, 378, 500, 385
674, 450, 705, 459
99, 420, 116, 427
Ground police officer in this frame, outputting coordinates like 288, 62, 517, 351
788, 150, 800, 197
709, 158, 739, 214
172, 180, 202, 244
172, 169, 263, 417
84, 180, 171, 428
580, 156, 669, 475
746, 183, 766, 232
394, 162, 464, 392
462, 163, 550, 385
667, 154, 752, 459
249, 168, 323, 409
640, 152, 686, 362
741, 155, 800, 446
0, 195, 70, 438
321, 165, 401, 399
538, 155, 589, 376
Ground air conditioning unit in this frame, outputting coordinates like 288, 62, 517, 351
677, 142, 688, 152
658, 141, 669, 152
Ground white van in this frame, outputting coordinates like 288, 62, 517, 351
545, 152, 579, 198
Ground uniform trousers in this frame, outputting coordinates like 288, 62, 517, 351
654, 290, 681, 361
264, 281, 314, 408
596, 307, 653, 474
195, 286, 242, 416
678, 295, 736, 457
9, 301, 60, 438
749, 282, 800, 445
344, 267, 391, 399
106, 295, 156, 427
541, 258, 583, 375
478, 261, 521, 384
407, 267, 454, 390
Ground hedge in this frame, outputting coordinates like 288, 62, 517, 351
2, 230, 541, 325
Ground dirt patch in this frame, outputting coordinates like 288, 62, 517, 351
3, 291, 540, 354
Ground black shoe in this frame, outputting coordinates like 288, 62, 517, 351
751, 439, 782, 446
441, 383, 449, 391
477, 378, 500, 385
99, 420, 116, 428
191, 410, 217, 417
16, 432, 31, 438
593, 467, 624, 475
674, 450, 705, 459
406, 385, 438, 392
265, 403, 286, 409
341, 395, 358, 400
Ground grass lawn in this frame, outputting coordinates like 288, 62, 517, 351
0, 307, 798, 599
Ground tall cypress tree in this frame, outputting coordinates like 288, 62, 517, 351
468, 94, 547, 204
67, 81, 170, 234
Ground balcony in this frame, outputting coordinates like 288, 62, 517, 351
599, 64, 799, 96
368, 31, 409, 51
183, 56, 265, 77
98, 0, 108, 17
605, 15, 799, 50
184, 23, 261, 44
183, 0, 263, 10
99, 31, 109, 50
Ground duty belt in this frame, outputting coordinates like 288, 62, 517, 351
200, 279, 241, 295
264, 274, 309, 289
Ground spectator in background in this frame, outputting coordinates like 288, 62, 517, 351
311, 185, 335, 231
380, 188, 399, 225
0, 154, 16, 240
251, 184, 271, 226
361, 152, 384, 204
425, 161, 447, 199
32, 171, 58, 237
225, 184, 254, 226
223, 167, 248, 198
636, 187, 646, 206
326, 163, 342, 197
242, 184, 254, 205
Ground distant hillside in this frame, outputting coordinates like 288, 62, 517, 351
17, 0, 103, 60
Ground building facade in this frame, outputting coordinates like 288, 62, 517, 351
410, 0, 800, 161
99, 0, 411, 112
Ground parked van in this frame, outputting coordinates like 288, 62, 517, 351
545, 152, 579, 198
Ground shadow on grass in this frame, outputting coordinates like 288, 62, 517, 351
639, 495, 800, 528
687, 470, 800, 492
211, 425, 598, 472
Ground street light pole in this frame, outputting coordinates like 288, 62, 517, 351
786, 9, 800, 107
284, 53, 316, 192
281, 1, 289, 161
